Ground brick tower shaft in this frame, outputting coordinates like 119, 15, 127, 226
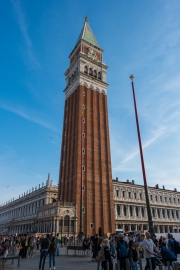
58, 18, 115, 235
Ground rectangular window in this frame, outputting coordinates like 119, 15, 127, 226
90, 223, 94, 228
83, 92, 85, 96
150, 195, 153, 200
160, 196, 162, 202
82, 207, 85, 213
134, 193, 136, 199
169, 198, 171, 203
165, 197, 167, 202
82, 149, 85, 154
82, 166, 85, 171
82, 105, 85, 109
122, 191, 125, 197
82, 133, 85, 138
140, 193, 142, 199
82, 186, 85, 191
60, 195, 62, 201
128, 192, 131, 198
116, 190, 119, 197
155, 196, 157, 201
83, 118, 85, 123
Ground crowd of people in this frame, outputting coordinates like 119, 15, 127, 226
82, 232, 180, 270
0, 232, 180, 270
0, 233, 70, 269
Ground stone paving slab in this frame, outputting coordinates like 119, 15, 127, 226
4, 248, 180, 270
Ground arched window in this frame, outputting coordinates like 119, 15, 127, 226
162, 209, 165, 218
167, 209, 170, 218
172, 210, 174, 219
136, 207, 139, 217
141, 207, 144, 217
130, 206, 133, 216
98, 72, 101, 80
117, 205, 120, 215
124, 205, 126, 216
64, 215, 70, 232
89, 68, 93, 76
157, 209, 160, 218
93, 70, 97, 78
84, 66, 88, 74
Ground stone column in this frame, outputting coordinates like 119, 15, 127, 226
127, 205, 130, 218
159, 209, 163, 219
115, 204, 117, 218
173, 210, 176, 219
120, 205, 123, 217
144, 207, 147, 218
56, 219, 59, 234
62, 217, 64, 236
157, 225, 160, 233
53, 219, 56, 233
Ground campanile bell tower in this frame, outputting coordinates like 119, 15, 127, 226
58, 17, 115, 235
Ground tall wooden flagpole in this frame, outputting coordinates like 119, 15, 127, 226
130, 75, 155, 238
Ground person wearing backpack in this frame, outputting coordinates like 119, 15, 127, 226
116, 234, 128, 270
167, 234, 177, 258
49, 236, 56, 270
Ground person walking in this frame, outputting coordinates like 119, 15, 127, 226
55, 234, 61, 256
143, 232, 158, 270
39, 234, 50, 270
116, 234, 129, 270
129, 240, 138, 270
49, 236, 56, 270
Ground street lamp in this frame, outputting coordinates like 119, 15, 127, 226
130, 75, 155, 238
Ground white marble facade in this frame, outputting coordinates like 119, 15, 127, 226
113, 178, 180, 234
0, 175, 180, 235
0, 173, 58, 235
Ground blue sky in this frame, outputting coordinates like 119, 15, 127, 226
1, 0, 180, 204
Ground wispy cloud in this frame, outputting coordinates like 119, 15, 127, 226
0, 100, 59, 132
11, 0, 41, 69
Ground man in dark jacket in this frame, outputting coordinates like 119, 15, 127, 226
39, 234, 50, 270
161, 242, 177, 265
116, 234, 128, 270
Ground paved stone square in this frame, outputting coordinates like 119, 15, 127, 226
3, 248, 180, 270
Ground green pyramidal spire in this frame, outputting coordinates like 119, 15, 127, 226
75, 16, 100, 48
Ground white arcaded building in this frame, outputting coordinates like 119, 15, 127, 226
0, 175, 180, 235
113, 178, 180, 234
